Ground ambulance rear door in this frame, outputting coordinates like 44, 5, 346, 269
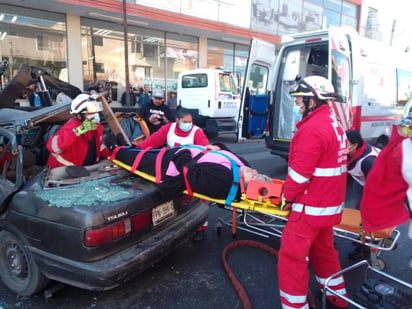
237, 38, 276, 141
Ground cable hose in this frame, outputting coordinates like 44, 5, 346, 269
222, 239, 316, 309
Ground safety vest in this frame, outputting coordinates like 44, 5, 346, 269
167, 123, 199, 147
348, 146, 380, 186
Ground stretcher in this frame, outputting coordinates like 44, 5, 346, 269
322, 260, 412, 309
216, 204, 400, 270
110, 152, 400, 270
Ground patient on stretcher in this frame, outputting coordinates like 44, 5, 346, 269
110, 144, 272, 201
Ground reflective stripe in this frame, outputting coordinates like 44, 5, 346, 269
292, 203, 344, 216
100, 144, 106, 151
51, 135, 62, 153
305, 203, 344, 216
326, 288, 347, 296
281, 303, 309, 309
313, 165, 347, 177
51, 153, 75, 167
280, 290, 307, 304
316, 275, 344, 286
288, 167, 309, 184
292, 203, 304, 212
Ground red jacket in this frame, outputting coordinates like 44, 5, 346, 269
137, 122, 209, 149
360, 126, 411, 232
284, 105, 348, 227
47, 118, 110, 169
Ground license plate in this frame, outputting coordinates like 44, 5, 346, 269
152, 201, 175, 226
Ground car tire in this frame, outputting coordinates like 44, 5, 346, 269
0, 231, 49, 296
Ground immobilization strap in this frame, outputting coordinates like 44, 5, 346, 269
155, 147, 167, 184
183, 151, 207, 196
225, 165, 241, 206
109, 145, 125, 162
131, 147, 152, 173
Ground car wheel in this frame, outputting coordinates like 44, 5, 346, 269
0, 231, 49, 296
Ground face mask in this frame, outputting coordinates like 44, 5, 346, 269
179, 122, 192, 132
86, 113, 100, 124
293, 105, 302, 122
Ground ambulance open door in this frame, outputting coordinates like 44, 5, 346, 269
237, 39, 276, 142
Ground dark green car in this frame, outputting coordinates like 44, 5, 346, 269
0, 64, 208, 296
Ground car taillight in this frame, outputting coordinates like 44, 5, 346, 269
180, 195, 195, 206
85, 211, 151, 246
130, 211, 151, 231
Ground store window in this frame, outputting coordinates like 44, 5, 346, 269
278, 0, 303, 35
324, 8, 341, 28
342, 1, 357, 18
165, 32, 198, 93
324, 0, 342, 12
0, 4, 66, 102
302, 2, 323, 32
234, 44, 249, 90
81, 18, 167, 104
207, 40, 234, 71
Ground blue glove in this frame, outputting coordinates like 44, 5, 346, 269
280, 194, 292, 211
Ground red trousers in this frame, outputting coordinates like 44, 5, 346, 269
278, 213, 347, 308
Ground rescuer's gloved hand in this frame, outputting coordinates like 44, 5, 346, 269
73, 119, 98, 136
280, 194, 292, 211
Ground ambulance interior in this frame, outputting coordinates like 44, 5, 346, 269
276, 43, 330, 140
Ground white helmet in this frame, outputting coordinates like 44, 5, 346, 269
70, 93, 103, 115
290, 75, 336, 101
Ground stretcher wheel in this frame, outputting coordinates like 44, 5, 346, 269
371, 257, 386, 271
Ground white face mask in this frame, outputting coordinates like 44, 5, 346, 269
86, 113, 100, 124
179, 122, 192, 132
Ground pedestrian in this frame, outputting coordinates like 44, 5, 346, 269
47, 93, 110, 169
346, 129, 380, 260
166, 90, 178, 116
121, 84, 137, 106
139, 88, 174, 134
29, 86, 44, 107
138, 87, 151, 107
278, 75, 348, 309
360, 99, 412, 236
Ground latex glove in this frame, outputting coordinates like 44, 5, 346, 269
73, 119, 98, 136
280, 194, 292, 211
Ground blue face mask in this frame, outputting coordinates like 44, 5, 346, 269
293, 105, 302, 122
179, 122, 192, 132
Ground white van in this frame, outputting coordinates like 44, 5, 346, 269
238, 27, 412, 159
177, 68, 240, 136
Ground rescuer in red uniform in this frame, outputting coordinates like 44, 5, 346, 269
47, 93, 110, 169
278, 76, 348, 309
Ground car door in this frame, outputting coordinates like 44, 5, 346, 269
237, 38, 276, 141
0, 127, 22, 211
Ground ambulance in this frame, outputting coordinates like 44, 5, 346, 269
237, 27, 412, 159
177, 68, 240, 136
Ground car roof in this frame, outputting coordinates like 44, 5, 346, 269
0, 103, 72, 131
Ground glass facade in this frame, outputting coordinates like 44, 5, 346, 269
251, 0, 358, 35
0, 1, 361, 105
81, 18, 198, 104
0, 4, 67, 94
